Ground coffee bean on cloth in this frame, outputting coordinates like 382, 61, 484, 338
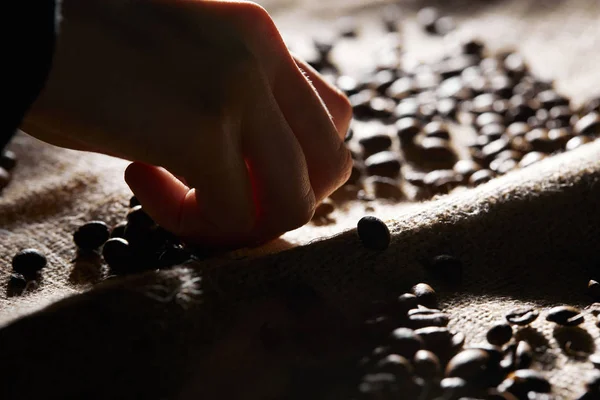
12, 249, 47, 280
102, 238, 132, 273
546, 306, 584, 326
486, 323, 513, 346
505, 307, 539, 326
0, 150, 17, 171
73, 221, 110, 251
411, 283, 438, 308
357, 216, 390, 250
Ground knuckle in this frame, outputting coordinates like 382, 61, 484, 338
283, 188, 316, 232
332, 143, 354, 188
232, 2, 277, 36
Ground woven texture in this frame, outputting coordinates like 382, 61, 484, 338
1, 0, 600, 399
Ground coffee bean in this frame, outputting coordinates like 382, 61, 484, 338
515, 341, 533, 369
490, 75, 514, 99
566, 135, 593, 151
423, 121, 450, 140
588, 280, 600, 301
452, 332, 466, 352
486, 323, 513, 346
589, 352, 600, 369
507, 122, 530, 138
453, 160, 481, 178
439, 55, 479, 80
359, 134, 392, 157
574, 112, 600, 136
495, 158, 518, 175
374, 354, 413, 379
357, 216, 390, 250
510, 135, 534, 153
411, 283, 437, 308
519, 152, 546, 168
110, 222, 127, 239
12, 249, 47, 279
396, 117, 422, 144
369, 97, 396, 119
0, 150, 17, 171
395, 98, 421, 119
8, 273, 27, 294
370, 177, 403, 200
462, 39, 485, 58
413, 350, 441, 379
505, 307, 539, 326
437, 98, 458, 118
417, 7, 440, 34
415, 327, 453, 352
365, 152, 402, 178
409, 312, 449, 329
472, 94, 499, 114
526, 128, 557, 153
537, 90, 569, 109
344, 128, 354, 143
0, 167, 11, 191
313, 200, 335, 219
469, 169, 495, 186
418, 137, 457, 165
440, 377, 472, 399
480, 123, 505, 139
102, 238, 132, 271
73, 221, 110, 251
351, 90, 376, 119
358, 372, 401, 396
126, 205, 155, 230
388, 328, 424, 359
386, 77, 414, 101
481, 138, 510, 161
504, 53, 527, 79
445, 349, 490, 380
546, 306, 584, 326
369, 70, 396, 94
467, 344, 504, 365
423, 169, 463, 194
499, 369, 551, 396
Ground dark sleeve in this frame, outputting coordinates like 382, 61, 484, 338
1, 1, 59, 151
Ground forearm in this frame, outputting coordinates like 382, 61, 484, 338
1, 0, 60, 150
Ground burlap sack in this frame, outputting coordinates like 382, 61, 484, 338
0, 0, 599, 399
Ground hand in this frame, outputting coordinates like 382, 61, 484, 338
22, 0, 352, 247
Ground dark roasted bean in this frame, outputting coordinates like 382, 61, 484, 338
469, 169, 495, 186
375, 354, 413, 379
409, 313, 449, 329
403, 170, 427, 188
73, 221, 110, 251
411, 283, 437, 308
8, 273, 27, 294
369, 70, 396, 94
357, 216, 390, 250
537, 90, 569, 109
365, 152, 402, 178
423, 121, 450, 140
504, 53, 527, 79
519, 152, 546, 168
395, 99, 421, 119
12, 249, 47, 279
480, 123, 505, 139
396, 117, 422, 143
127, 205, 155, 230
574, 112, 600, 136
566, 135, 593, 151
446, 349, 490, 380
0, 150, 17, 171
472, 94, 499, 114
481, 137, 510, 161
415, 327, 453, 353
506, 307, 539, 326
418, 137, 457, 165
526, 128, 559, 153
546, 306, 584, 326
438, 77, 471, 100
337, 75, 360, 96
386, 77, 414, 100
110, 222, 127, 239
369, 97, 396, 119
454, 160, 481, 178
423, 169, 463, 194
102, 238, 132, 271
395, 293, 419, 315
507, 122, 530, 138
499, 369, 551, 396
417, 7, 440, 34
486, 323, 513, 346
389, 328, 424, 359
439, 56, 479, 80
440, 377, 472, 399
462, 39, 485, 57
493, 158, 518, 175
515, 341, 533, 369
413, 350, 441, 378
437, 98, 458, 118
371, 177, 403, 199
452, 332, 466, 352
588, 280, 600, 301
359, 134, 393, 157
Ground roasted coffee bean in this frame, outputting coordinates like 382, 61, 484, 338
472, 94, 499, 114
440, 377, 472, 399
494, 158, 518, 175
417, 7, 440, 34
102, 238, 132, 270
0, 167, 11, 191
365, 152, 402, 178
504, 53, 527, 79
395, 98, 421, 119
359, 134, 392, 157
469, 169, 495, 186
481, 138, 510, 161
439, 55, 479, 80
12, 249, 47, 279
413, 350, 441, 378
486, 323, 513, 346
73, 221, 110, 251
438, 76, 471, 100
409, 312, 449, 329
452, 332, 466, 352
526, 128, 557, 153
574, 112, 600, 136
411, 283, 437, 308
467, 344, 504, 366
351, 90, 376, 119
418, 137, 457, 165
386, 77, 414, 100
313, 200, 335, 219
337, 75, 360, 96
445, 349, 490, 380
370, 177, 403, 199
462, 39, 485, 57
369, 70, 397, 94
423, 121, 450, 140
375, 354, 413, 379
515, 341, 533, 369
357, 216, 390, 251
437, 98, 458, 118
415, 327, 453, 352
581, 97, 600, 114
369, 97, 396, 119
358, 372, 401, 396
480, 123, 505, 139
546, 306, 584, 326
423, 169, 463, 194
403, 170, 427, 188
547, 127, 573, 146
507, 122, 530, 138
110, 222, 127, 239
499, 369, 551, 396
0, 150, 17, 171
588, 280, 600, 301
453, 160, 481, 178
566, 135, 593, 151
549, 105, 572, 124
129, 196, 140, 208
505, 307, 539, 326
490, 75, 513, 99
126, 205, 155, 230
537, 90, 569, 110
388, 328, 424, 359
395, 293, 419, 315
8, 273, 27, 294
519, 152, 546, 168
396, 117, 422, 143
510, 135, 534, 153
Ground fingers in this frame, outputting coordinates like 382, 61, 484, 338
292, 55, 353, 138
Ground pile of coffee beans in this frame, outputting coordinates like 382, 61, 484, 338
305, 9, 599, 206
0, 150, 17, 192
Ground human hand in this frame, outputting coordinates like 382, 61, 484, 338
22, 0, 352, 247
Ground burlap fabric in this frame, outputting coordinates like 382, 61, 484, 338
0, 0, 600, 398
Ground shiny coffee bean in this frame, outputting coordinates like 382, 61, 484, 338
423, 121, 450, 140
439, 55, 479, 80
371, 177, 403, 199
127, 205, 155, 230
505, 307, 539, 326
413, 350, 441, 378
440, 377, 472, 399
369, 97, 396, 119
480, 123, 505, 139
417, 7, 440, 34
469, 169, 495, 186
365, 152, 402, 178
438, 77, 472, 100
411, 283, 437, 308
389, 328, 424, 359
510, 135, 534, 153
547, 128, 573, 147
574, 112, 600, 136
491, 158, 518, 175
12, 249, 47, 279
454, 160, 481, 178
395, 293, 419, 315
73, 221, 110, 251
0, 150, 17, 171
110, 222, 127, 239
437, 98, 458, 118
452, 332, 466, 352
415, 327, 453, 354
482, 138, 510, 161
409, 312, 450, 329
504, 53, 527, 79
369, 70, 396, 94
445, 349, 490, 380
386, 77, 414, 100
396, 117, 422, 143
418, 137, 457, 164
566, 135, 593, 151
424, 169, 463, 194
519, 151, 546, 168
337, 75, 360, 95
588, 280, 600, 301
546, 305, 584, 326
8, 273, 27, 295
486, 323, 513, 346
515, 341, 533, 369
526, 128, 556, 153
403, 170, 427, 188
467, 344, 504, 365
537, 90, 569, 109
102, 238, 132, 271
374, 354, 413, 379
499, 369, 551, 396
357, 216, 390, 251
472, 94, 499, 114
395, 98, 421, 119
359, 134, 393, 157
490, 75, 514, 99
507, 122, 530, 138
